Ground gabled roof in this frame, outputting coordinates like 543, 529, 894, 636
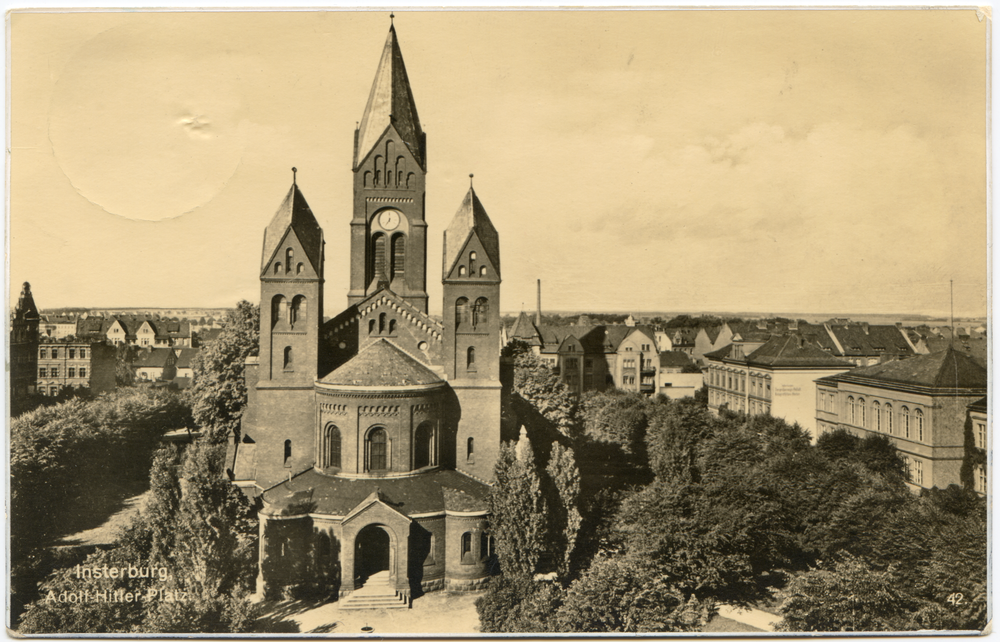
746, 335, 854, 368
133, 347, 176, 368
261, 182, 323, 275
319, 338, 442, 387
173, 348, 200, 369
443, 187, 501, 278
823, 347, 987, 390
703, 326, 722, 344
704, 343, 737, 361
508, 311, 541, 345
825, 324, 913, 357
355, 24, 424, 170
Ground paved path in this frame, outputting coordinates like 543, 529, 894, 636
56, 490, 150, 548
716, 605, 781, 632
256, 591, 482, 634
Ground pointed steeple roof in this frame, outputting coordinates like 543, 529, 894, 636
261, 178, 323, 274
14, 282, 39, 321
443, 187, 501, 278
355, 24, 425, 170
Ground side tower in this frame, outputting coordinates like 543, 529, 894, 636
10, 282, 40, 401
442, 185, 502, 481
348, 24, 429, 313
243, 173, 325, 486
259, 173, 324, 386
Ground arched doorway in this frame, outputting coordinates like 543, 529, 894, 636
355, 524, 392, 583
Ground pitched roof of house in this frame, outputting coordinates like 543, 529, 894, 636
318, 338, 442, 387
703, 326, 722, 344
134, 347, 176, 368
660, 351, 695, 368
821, 347, 987, 390
826, 324, 913, 357
968, 396, 987, 413
746, 335, 854, 368
443, 187, 500, 278
260, 468, 489, 517
355, 24, 424, 170
173, 348, 200, 369
508, 311, 541, 345
261, 182, 323, 275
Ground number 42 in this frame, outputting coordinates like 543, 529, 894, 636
947, 593, 964, 606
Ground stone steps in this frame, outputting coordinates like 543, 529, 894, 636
340, 572, 409, 610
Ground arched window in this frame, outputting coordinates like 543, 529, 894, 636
458, 265, 467, 276
286, 248, 294, 273
326, 425, 341, 468
467, 437, 474, 461
391, 234, 406, 280
480, 532, 490, 560
271, 295, 287, 329
414, 422, 436, 469
461, 532, 473, 564
364, 170, 372, 188
455, 297, 469, 328
467, 346, 476, 370
368, 428, 388, 472
901, 406, 910, 439
372, 233, 387, 281
847, 396, 855, 425
469, 251, 477, 276
472, 297, 489, 329
885, 403, 893, 434
858, 398, 866, 428
283, 346, 293, 370
369, 319, 376, 334
915, 409, 924, 442
290, 295, 307, 328
873, 401, 881, 431
479, 266, 487, 276
274, 262, 282, 275
389, 319, 396, 334
374, 155, 383, 186
379, 313, 386, 334
284, 439, 292, 467
296, 262, 304, 275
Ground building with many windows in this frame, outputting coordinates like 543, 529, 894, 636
814, 347, 987, 492
705, 334, 853, 435
227, 22, 504, 605
36, 338, 116, 396
967, 397, 987, 495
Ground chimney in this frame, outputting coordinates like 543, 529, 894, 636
861, 323, 870, 335
535, 279, 542, 326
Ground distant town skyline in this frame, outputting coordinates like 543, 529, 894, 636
10, 10, 988, 318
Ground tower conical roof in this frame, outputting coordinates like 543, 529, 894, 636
14, 282, 39, 321
261, 181, 323, 274
443, 187, 500, 278
355, 24, 424, 170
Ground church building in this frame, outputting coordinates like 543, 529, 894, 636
227, 21, 504, 605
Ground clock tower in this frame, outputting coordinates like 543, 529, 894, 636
348, 23, 429, 313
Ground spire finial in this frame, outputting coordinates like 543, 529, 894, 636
469, 173, 474, 188
292, 167, 297, 185
390, 12, 394, 25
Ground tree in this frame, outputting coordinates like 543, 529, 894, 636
555, 556, 710, 633
778, 554, 918, 632
475, 575, 563, 633
545, 442, 582, 579
509, 347, 578, 440
578, 390, 649, 464
187, 301, 259, 443
489, 439, 547, 579
115, 343, 139, 387
644, 397, 715, 482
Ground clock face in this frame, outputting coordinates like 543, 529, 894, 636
378, 209, 401, 231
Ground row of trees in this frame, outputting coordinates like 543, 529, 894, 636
10, 387, 195, 625
477, 343, 986, 633
18, 443, 259, 633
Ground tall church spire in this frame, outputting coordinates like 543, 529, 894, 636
355, 21, 425, 170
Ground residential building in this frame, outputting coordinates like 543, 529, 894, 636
40, 315, 78, 339
656, 351, 702, 400
36, 338, 116, 396
814, 348, 987, 492
133, 347, 178, 382
229, 22, 503, 603
705, 334, 853, 435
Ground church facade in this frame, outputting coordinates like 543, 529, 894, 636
227, 22, 503, 603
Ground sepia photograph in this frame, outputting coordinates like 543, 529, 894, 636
7, 8, 990, 635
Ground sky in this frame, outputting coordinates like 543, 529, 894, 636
8, 9, 989, 318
